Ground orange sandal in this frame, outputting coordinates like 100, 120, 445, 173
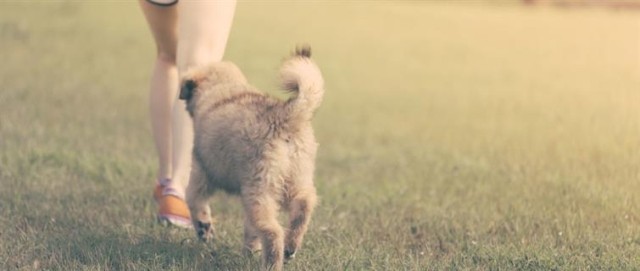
154, 179, 192, 228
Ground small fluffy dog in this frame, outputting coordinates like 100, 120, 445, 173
179, 46, 323, 271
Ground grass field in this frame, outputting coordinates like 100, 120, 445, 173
1, 1, 639, 270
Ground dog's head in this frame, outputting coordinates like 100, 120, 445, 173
179, 61, 248, 101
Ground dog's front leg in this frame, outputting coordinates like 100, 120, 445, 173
186, 159, 215, 241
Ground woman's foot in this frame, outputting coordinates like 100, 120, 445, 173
154, 178, 192, 228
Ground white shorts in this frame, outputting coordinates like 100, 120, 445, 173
146, 0, 178, 7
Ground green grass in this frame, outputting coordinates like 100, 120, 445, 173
1, 1, 639, 270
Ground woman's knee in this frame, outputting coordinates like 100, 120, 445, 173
176, 46, 219, 71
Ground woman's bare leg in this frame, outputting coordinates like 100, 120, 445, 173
138, 0, 236, 227
139, 0, 179, 182
170, 0, 237, 192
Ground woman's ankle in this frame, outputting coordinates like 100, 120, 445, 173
163, 180, 186, 199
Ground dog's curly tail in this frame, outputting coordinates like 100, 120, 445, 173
280, 45, 325, 122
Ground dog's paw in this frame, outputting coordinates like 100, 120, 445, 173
195, 220, 215, 242
284, 249, 296, 261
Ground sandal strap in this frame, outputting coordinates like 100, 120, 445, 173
162, 186, 185, 200
156, 178, 185, 199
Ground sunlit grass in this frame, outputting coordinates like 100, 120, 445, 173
1, 2, 638, 270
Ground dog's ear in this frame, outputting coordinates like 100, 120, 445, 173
179, 79, 197, 100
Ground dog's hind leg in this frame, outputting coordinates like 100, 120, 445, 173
243, 194, 284, 271
285, 185, 317, 260
186, 159, 215, 241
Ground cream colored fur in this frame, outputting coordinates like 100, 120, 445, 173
180, 47, 323, 271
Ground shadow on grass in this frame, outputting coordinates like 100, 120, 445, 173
46, 229, 256, 270
4, 192, 254, 270
1, 175, 255, 270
